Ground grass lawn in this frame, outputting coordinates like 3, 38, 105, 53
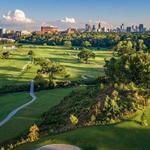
0, 45, 112, 88
0, 46, 35, 88
15, 107, 150, 150
0, 92, 30, 121
0, 87, 81, 143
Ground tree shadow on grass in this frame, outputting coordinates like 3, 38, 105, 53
0, 73, 29, 89
25, 124, 150, 150
0, 66, 21, 72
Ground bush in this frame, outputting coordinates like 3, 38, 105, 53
0, 84, 30, 95
27, 124, 39, 142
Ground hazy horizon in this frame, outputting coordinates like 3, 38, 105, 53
0, 0, 150, 30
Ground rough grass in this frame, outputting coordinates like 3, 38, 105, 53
15, 107, 150, 150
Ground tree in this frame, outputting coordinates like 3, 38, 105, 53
78, 49, 95, 63
1, 51, 10, 59
0, 147, 5, 150
47, 63, 66, 81
105, 52, 150, 88
82, 41, 91, 48
64, 40, 72, 48
70, 114, 78, 125
136, 39, 147, 51
114, 40, 134, 56
36, 58, 66, 82
34, 73, 49, 88
27, 124, 39, 142
28, 50, 35, 62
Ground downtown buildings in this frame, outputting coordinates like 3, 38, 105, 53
116, 23, 147, 33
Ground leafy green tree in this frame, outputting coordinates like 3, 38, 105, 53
136, 39, 147, 51
64, 40, 72, 48
114, 40, 134, 56
0, 147, 5, 150
82, 41, 91, 48
1, 51, 10, 59
47, 63, 66, 81
78, 49, 95, 63
36, 58, 66, 82
28, 50, 35, 62
105, 52, 150, 88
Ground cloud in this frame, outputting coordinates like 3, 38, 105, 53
61, 17, 76, 24
2, 9, 34, 24
0, 10, 113, 31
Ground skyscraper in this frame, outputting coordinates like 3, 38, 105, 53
139, 24, 144, 32
92, 25, 96, 32
97, 22, 101, 32
85, 24, 92, 32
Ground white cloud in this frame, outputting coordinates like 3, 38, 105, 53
3, 9, 34, 24
0, 10, 113, 31
61, 17, 76, 24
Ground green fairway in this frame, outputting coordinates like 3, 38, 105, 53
0, 92, 30, 121
0, 87, 80, 143
15, 107, 150, 150
0, 46, 34, 88
0, 45, 112, 88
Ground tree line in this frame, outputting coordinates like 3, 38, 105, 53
17, 32, 150, 50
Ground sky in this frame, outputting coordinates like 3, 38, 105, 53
0, 0, 150, 30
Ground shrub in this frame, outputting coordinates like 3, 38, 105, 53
27, 124, 39, 142
70, 114, 78, 125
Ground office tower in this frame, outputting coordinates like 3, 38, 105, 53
97, 22, 101, 32
85, 24, 92, 32
139, 24, 144, 32
92, 25, 96, 32
127, 27, 132, 32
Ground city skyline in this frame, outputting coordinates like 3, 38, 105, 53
0, 0, 150, 30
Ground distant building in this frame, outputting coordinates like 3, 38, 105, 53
3, 45, 17, 50
127, 26, 132, 32
92, 25, 96, 32
0, 28, 6, 36
120, 23, 126, 32
41, 26, 59, 34
85, 24, 92, 32
135, 25, 139, 32
139, 24, 144, 32
62, 28, 79, 34
97, 22, 101, 32
21, 30, 31, 35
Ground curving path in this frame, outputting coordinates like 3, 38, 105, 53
0, 80, 36, 127
35, 144, 82, 150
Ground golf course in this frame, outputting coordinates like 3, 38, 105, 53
0, 44, 150, 150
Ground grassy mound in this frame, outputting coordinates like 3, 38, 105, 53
40, 83, 150, 134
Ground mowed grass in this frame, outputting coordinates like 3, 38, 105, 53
0, 45, 112, 88
32, 46, 112, 80
0, 92, 30, 121
0, 46, 35, 88
15, 107, 150, 150
0, 87, 81, 143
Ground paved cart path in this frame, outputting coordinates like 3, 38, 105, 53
0, 80, 36, 127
